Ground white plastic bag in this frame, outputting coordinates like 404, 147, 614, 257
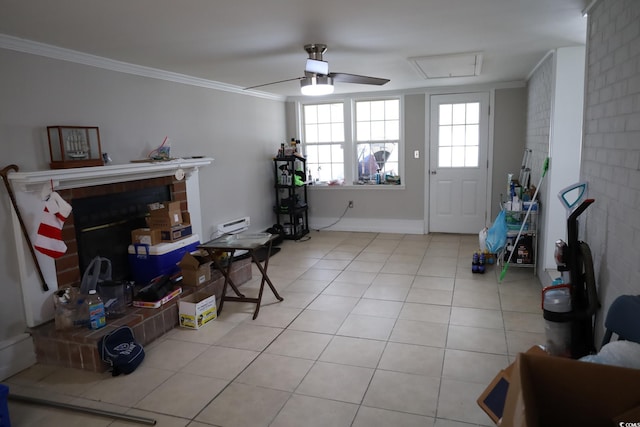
479, 228, 488, 252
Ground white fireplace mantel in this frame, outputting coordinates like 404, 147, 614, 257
8, 157, 213, 329
7, 157, 214, 192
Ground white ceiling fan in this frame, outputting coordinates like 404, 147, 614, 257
244, 44, 390, 95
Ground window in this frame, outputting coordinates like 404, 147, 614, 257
303, 103, 345, 183
355, 99, 400, 182
301, 97, 402, 186
437, 102, 480, 168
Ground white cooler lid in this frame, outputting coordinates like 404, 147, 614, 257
128, 234, 200, 256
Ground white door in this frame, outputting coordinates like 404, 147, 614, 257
429, 93, 489, 233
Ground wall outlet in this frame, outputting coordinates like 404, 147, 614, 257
348, 200, 354, 208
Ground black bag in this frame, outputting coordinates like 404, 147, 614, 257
98, 326, 145, 376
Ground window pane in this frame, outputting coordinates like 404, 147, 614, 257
332, 123, 344, 142
371, 121, 385, 140
331, 144, 343, 163
305, 124, 318, 143
465, 146, 479, 167
306, 146, 318, 164
318, 144, 332, 163
440, 104, 452, 125
357, 122, 370, 141
439, 147, 452, 167
466, 124, 479, 146
452, 125, 465, 146
304, 105, 317, 124
356, 102, 370, 121
386, 100, 399, 120
370, 101, 385, 120
439, 126, 452, 147
317, 164, 332, 181
452, 146, 465, 167
467, 102, 479, 124
331, 103, 344, 122
317, 104, 331, 122
386, 120, 400, 139
318, 123, 331, 142
332, 163, 344, 181
452, 104, 466, 125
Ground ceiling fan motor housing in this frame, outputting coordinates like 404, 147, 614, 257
304, 44, 328, 61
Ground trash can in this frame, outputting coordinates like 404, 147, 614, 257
542, 283, 572, 357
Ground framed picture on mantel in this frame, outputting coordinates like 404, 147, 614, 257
47, 126, 104, 169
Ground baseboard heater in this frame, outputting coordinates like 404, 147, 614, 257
217, 217, 250, 235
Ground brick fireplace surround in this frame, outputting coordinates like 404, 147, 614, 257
28, 175, 252, 373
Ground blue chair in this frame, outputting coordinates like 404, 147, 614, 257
601, 295, 640, 347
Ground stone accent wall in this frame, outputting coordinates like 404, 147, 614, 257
525, 53, 554, 186
582, 0, 640, 341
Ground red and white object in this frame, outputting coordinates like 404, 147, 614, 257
34, 192, 72, 258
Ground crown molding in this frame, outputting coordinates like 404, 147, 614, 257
0, 34, 285, 102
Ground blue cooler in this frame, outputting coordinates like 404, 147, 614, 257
128, 234, 199, 283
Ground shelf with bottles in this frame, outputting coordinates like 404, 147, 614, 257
503, 201, 539, 236
273, 153, 309, 240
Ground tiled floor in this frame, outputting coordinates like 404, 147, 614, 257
3, 232, 545, 426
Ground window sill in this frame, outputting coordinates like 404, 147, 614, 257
308, 183, 405, 190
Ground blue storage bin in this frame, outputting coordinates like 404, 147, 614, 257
128, 234, 199, 283
0, 383, 10, 427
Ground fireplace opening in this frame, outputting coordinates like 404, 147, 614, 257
72, 186, 171, 281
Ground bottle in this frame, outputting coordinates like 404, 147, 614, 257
87, 289, 106, 330
472, 252, 479, 273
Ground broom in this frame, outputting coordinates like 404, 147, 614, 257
499, 157, 549, 282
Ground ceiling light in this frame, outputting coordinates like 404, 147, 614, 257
300, 76, 334, 96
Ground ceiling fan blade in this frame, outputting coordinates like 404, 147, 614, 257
328, 73, 390, 86
244, 77, 304, 90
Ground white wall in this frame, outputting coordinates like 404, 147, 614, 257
543, 47, 585, 271
0, 48, 286, 346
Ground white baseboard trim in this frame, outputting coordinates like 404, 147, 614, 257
0, 333, 36, 381
309, 217, 425, 234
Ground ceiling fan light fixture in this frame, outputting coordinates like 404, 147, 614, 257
300, 76, 334, 96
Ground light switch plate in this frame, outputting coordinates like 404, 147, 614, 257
414, 150, 420, 159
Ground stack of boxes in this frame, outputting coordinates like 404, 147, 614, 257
128, 201, 199, 284
127, 201, 217, 328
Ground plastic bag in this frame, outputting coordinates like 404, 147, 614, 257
485, 210, 507, 254
80, 256, 112, 295
478, 228, 488, 252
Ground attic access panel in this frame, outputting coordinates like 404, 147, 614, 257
409, 52, 483, 79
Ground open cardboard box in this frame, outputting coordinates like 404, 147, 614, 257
480, 346, 640, 427
477, 345, 547, 423
178, 249, 212, 287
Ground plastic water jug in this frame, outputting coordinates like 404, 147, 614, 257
542, 284, 572, 356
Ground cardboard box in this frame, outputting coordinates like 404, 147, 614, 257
500, 353, 640, 427
159, 223, 192, 242
147, 201, 182, 228
179, 291, 217, 329
178, 250, 212, 287
477, 345, 547, 424
131, 228, 163, 246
